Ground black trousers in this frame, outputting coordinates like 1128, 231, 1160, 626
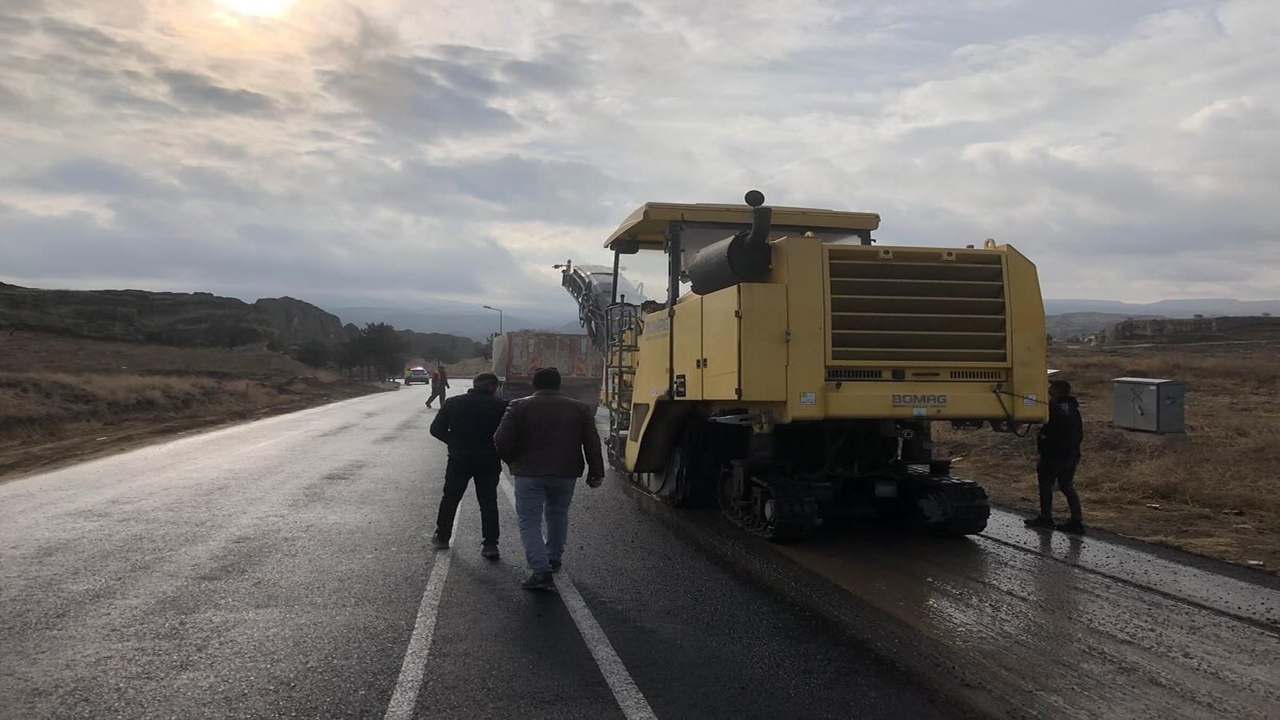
435, 455, 500, 544
1037, 455, 1082, 521
427, 388, 447, 406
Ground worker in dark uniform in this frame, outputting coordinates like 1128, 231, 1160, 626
1025, 379, 1085, 534
429, 373, 508, 558
425, 364, 450, 408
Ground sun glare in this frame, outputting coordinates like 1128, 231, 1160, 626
215, 0, 296, 17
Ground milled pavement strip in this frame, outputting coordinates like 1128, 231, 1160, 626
499, 475, 658, 720
383, 512, 463, 720
979, 510, 1280, 629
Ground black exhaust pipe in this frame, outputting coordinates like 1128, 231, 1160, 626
686, 190, 774, 295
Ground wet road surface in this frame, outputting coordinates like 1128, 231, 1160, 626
0, 390, 951, 719
646, 500, 1280, 718
2, 388, 1278, 718
769, 518, 1280, 718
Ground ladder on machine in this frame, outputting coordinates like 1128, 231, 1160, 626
603, 302, 642, 469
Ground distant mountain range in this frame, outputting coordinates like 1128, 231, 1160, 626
1042, 299, 1280, 337
329, 304, 581, 341
1044, 298, 1280, 317
6, 279, 1275, 347
331, 297, 1280, 341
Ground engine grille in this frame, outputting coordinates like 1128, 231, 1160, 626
826, 246, 1008, 364
951, 370, 1006, 380
826, 368, 885, 381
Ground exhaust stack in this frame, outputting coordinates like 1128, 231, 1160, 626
686, 190, 774, 295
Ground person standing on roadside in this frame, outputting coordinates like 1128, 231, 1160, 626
425, 363, 450, 408
494, 367, 604, 591
429, 373, 508, 558
1025, 379, 1086, 534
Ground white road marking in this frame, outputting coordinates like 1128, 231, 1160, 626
500, 475, 658, 720
384, 513, 461, 720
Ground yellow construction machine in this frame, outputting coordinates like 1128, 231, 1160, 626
559, 191, 1047, 538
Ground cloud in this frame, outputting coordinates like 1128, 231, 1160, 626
320, 55, 519, 140
0, 0, 1277, 313
0, 81, 22, 112
38, 18, 125, 53
156, 69, 278, 115
0, 15, 36, 35
1179, 96, 1274, 134
362, 154, 630, 225
16, 158, 174, 197
0, 196, 538, 306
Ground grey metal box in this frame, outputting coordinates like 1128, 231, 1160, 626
1112, 378, 1185, 433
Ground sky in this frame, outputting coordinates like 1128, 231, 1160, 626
1, 0, 1277, 317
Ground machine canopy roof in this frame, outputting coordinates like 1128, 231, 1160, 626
604, 202, 881, 250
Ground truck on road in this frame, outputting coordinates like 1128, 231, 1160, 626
491, 331, 603, 412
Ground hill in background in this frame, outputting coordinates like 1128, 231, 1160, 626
0, 282, 345, 349
330, 304, 579, 341
1044, 298, 1280, 317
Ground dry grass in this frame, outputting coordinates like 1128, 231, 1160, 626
0, 332, 394, 479
936, 342, 1280, 571
442, 357, 494, 379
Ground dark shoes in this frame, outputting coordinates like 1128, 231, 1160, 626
481, 543, 500, 559
1024, 516, 1055, 530
1055, 519, 1086, 535
430, 533, 450, 550
549, 560, 562, 573
521, 572, 556, 592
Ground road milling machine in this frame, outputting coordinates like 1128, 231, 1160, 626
558, 191, 1048, 538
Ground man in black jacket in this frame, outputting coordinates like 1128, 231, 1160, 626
1026, 379, 1085, 534
429, 373, 508, 557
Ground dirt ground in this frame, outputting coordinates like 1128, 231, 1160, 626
934, 342, 1280, 572
0, 332, 396, 481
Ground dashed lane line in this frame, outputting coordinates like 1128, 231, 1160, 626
500, 475, 658, 720
383, 513, 461, 720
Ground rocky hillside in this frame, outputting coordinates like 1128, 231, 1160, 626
254, 297, 344, 347
0, 283, 341, 349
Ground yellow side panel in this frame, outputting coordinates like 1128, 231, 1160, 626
739, 283, 788, 402
1004, 246, 1049, 423
775, 237, 826, 420
672, 297, 703, 400
625, 310, 671, 471
702, 287, 741, 400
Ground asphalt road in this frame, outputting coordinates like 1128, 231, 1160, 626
0, 389, 955, 719
4, 388, 1278, 719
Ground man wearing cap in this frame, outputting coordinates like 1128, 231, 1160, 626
495, 367, 604, 591
429, 373, 509, 558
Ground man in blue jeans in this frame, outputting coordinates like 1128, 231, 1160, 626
494, 367, 604, 591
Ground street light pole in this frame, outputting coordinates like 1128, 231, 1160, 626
482, 305, 503, 335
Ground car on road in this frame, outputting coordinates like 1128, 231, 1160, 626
404, 367, 430, 385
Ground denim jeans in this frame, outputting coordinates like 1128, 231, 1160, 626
513, 476, 577, 574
